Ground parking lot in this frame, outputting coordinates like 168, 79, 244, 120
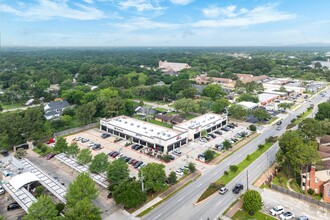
261, 188, 330, 220
0, 191, 26, 220
64, 122, 250, 177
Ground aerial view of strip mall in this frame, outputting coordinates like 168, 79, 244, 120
1, 1, 330, 220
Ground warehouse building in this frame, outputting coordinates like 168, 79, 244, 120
100, 113, 227, 153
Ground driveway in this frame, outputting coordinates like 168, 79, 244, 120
261, 188, 330, 220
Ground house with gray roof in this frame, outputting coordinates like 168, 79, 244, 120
44, 100, 70, 120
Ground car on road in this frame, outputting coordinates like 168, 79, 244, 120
219, 186, 228, 195
276, 126, 282, 131
269, 206, 284, 216
101, 133, 111, 138
279, 212, 295, 220
7, 202, 21, 211
0, 185, 5, 195
296, 216, 309, 220
232, 183, 243, 194
46, 153, 57, 160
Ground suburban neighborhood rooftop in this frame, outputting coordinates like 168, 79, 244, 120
175, 113, 226, 130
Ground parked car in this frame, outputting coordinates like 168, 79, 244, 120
135, 145, 144, 150
101, 133, 111, 138
47, 138, 55, 144
214, 130, 223, 135
81, 138, 89, 143
169, 155, 175, 160
175, 168, 184, 176
279, 212, 295, 220
111, 152, 120, 158
269, 206, 284, 216
227, 124, 235, 129
172, 150, 182, 156
46, 153, 56, 160
0, 185, 5, 195
131, 144, 140, 149
131, 160, 139, 165
92, 144, 101, 150
219, 186, 228, 195
215, 144, 223, 151
7, 202, 21, 211
296, 216, 309, 220
1, 150, 9, 157
134, 161, 143, 168
124, 157, 131, 163
208, 133, 216, 138
232, 183, 243, 194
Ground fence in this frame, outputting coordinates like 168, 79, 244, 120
271, 184, 330, 209
54, 122, 99, 137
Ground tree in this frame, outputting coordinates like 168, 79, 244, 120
316, 102, 330, 121
0, 104, 3, 112
168, 171, 177, 184
139, 163, 166, 192
23, 195, 58, 220
237, 93, 259, 103
112, 180, 147, 209
228, 104, 248, 120
298, 118, 324, 140
234, 80, 245, 93
249, 124, 257, 132
204, 149, 215, 161
65, 198, 101, 220
170, 79, 192, 93
201, 130, 207, 137
279, 85, 287, 92
66, 142, 80, 158
276, 131, 320, 177
242, 190, 262, 215
278, 102, 293, 109
177, 87, 198, 99
65, 173, 98, 207
77, 149, 93, 165
89, 153, 109, 173
211, 98, 229, 113
107, 158, 129, 186
173, 98, 199, 115
53, 137, 68, 153
15, 148, 26, 159
229, 165, 238, 172
252, 109, 270, 121
76, 103, 96, 125
223, 140, 232, 150
202, 84, 225, 100
188, 162, 196, 173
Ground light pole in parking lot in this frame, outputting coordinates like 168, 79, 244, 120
246, 170, 249, 190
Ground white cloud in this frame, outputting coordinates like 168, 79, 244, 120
170, 0, 194, 5
194, 4, 296, 28
1, 0, 105, 20
112, 17, 182, 31
202, 5, 237, 18
118, 0, 164, 12
83, 0, 94, 4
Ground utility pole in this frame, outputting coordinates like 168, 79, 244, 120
246, 170, 249, 190
141, 168, 145, 192
267, 152, 270, 181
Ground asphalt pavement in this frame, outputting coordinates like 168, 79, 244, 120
142, 89, 329, 220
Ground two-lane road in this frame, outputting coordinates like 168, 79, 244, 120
143, 90, 329, 220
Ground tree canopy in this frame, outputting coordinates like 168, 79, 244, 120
23, 195, 58, 220
243, 190, 262, 215
107, 158, 130, 186
89, 153, 109, 173
139, 163, 167, 192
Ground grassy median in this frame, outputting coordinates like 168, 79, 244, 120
232, 210, 276, 220
197, 141, 274, 203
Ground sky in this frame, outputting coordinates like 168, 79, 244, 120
1, 0, 330, 47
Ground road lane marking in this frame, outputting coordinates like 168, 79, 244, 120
178, 197, 184, 202
155, 213, 162, 219
217, 201, 222, 206
197, 183, 202, 187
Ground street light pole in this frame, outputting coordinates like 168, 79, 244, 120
141, 168, 145, 192
247, 170, 249, 190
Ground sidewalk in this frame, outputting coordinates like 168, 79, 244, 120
225, 199, 242, 218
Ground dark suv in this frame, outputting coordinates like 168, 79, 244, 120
7, 202, 21, 211
232, 183, 243, 194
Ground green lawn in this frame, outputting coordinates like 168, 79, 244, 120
197, 142, 274, 202
149, 119, 173, 128
2, 102, 24, 110
293, 108, 313, 125
154, 107, 168, 112
185, 113, 197, 120
232, 210, 276, 220
266, 117, 279, 125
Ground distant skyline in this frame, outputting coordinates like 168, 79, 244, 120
1, 0, 330, 47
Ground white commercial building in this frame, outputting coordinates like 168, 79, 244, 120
100, 113, 227, 153
173, 113, 227, 141
237, 101, 258, 110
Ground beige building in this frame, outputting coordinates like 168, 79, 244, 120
159, 60, 190, 73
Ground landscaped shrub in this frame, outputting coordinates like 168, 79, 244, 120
308, 188, 315, 195
249, 124, 257, 132
224, 171, 229, 176
258, 144, 265, 150
246, 154, 251, 161
230, 165, 238, 173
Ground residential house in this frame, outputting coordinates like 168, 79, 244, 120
236, 74, 269, 83
44, 100, 70, 120
155, 114, 185, 125
134, 106, 158, 117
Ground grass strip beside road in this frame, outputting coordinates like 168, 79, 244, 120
136, 174, 201, 218
266, 116, 279, 125
232, 210, 276, 220
197, 142, 274, 203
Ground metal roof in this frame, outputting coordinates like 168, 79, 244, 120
9, 172, 40, 190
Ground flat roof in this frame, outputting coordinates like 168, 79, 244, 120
102, 116, 184, 140
238, 101, 258, 109
315, 170, 330, 182
175, 113, 225, 130
258, 93, 279, 103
